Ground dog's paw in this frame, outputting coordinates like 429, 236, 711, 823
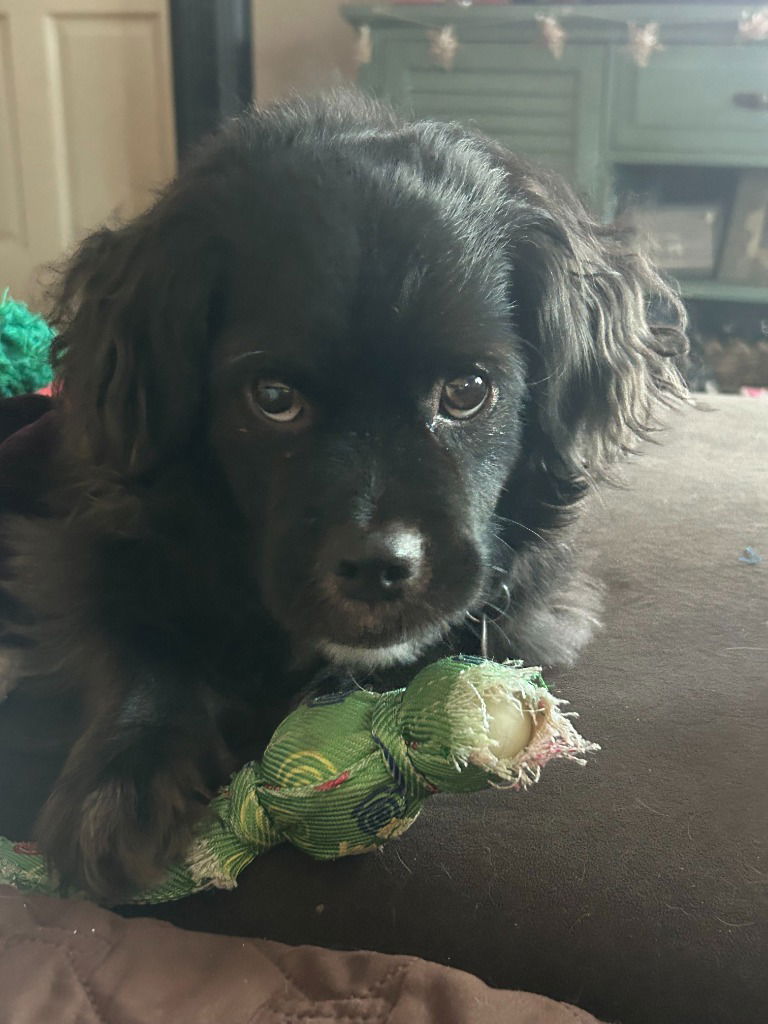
35, 750, 225, 902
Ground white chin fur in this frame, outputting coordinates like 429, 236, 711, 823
319, 627, 444, 670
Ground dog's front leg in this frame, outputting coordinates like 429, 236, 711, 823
34, 675, 234, 902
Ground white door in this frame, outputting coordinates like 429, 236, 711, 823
0, 0, 176, 305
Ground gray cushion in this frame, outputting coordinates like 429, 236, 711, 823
135, 396, 768, 1024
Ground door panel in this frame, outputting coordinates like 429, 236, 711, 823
0, 0, 175, 305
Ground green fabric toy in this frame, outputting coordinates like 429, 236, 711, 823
0, 656, 598, 904
0, 292, 54, 397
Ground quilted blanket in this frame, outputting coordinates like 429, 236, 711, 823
0, 886, 603, 1024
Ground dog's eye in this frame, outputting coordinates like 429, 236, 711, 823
248, 381, 304, 423
440, 374, 491, 420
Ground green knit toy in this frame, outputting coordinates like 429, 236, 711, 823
0, 292, 54, 397
0, 656, 598, 904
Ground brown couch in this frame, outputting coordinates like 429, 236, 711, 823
1, 395, 766, 1023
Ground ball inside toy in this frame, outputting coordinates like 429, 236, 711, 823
485, 695, 535, 758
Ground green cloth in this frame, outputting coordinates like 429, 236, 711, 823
0, 657, 598, 904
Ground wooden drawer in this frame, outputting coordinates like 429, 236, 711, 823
611, 45, 768, 165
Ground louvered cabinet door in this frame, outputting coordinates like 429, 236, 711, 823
0, 0, 176, 304
363, 39, 609, 208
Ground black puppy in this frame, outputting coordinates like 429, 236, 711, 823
0, 93, 686, 900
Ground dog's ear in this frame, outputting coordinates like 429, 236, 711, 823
50, 198, 224, 479
501, 159, 688, 482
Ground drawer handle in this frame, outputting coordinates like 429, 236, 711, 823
732, 91, 768, 111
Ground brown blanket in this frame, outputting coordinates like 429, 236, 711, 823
0, 886, 604, 1023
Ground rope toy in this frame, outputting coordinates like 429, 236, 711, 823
0, 656, 598, 904
0, 292, 53, 397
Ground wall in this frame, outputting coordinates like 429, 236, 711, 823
252, 1, 358, 104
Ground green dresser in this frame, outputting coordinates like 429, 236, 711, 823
343, 4, 768, 309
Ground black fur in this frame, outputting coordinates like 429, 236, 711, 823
0, 93, 687, 900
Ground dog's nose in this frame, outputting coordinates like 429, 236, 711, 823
327, 525, 426, 604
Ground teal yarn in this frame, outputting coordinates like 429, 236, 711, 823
0, 290, 54, 397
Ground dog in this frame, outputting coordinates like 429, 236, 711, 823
0, 93, 687, 900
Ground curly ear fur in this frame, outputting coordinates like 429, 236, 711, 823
503, 160, 688, 482
473, 152, 688, 665
49, 197, 225, 480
